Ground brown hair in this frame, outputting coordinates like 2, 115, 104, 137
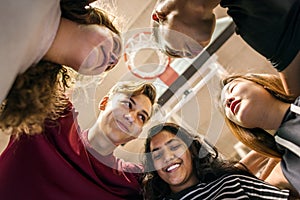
0, 61, 71, 136
60, 0, 120, 35
221, 73, 295, 158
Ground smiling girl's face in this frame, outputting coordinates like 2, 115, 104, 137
150, 130, 198, 193
221, 78, 274, 128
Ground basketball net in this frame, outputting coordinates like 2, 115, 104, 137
124, 31, 178, 86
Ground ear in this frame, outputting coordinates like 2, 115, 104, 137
99, 96, 109, 111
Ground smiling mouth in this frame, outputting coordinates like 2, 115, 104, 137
116, 120, 129, 133
165, 163, 180, 172
230, 100, 241, 115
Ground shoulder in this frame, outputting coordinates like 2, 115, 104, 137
207, 174, 289, 199
219, 174, 290, 199
275, 97, 300, 155
293, 96, 300, 107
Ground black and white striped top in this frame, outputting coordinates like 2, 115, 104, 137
162, 174, 289, 200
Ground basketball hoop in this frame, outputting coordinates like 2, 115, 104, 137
124, 31, 171, 79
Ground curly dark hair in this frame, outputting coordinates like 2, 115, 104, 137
142, 123, 252, 200
0, 61, 70, 136
0, 1, 120, 136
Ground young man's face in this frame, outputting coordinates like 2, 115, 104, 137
99, 93, 152, 146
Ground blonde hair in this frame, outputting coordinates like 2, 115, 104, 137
107, 81, 157, 119
220, 73, 295, 158
108, 81, 157, 103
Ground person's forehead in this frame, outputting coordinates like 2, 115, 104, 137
221, 78, 248, 97
114, 92, 152, 110
113, 92, 148, 101
132, 94, 152, 110
150, 131, 180, 148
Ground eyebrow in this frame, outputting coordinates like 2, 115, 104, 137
151, 138, 180, 152
129, 97, 150, 119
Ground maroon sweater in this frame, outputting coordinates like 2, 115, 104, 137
0, 104, 143, 200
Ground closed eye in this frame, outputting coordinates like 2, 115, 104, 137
229, 84, 236, 93
170, 144, 181, 151
152, 151, 162, 160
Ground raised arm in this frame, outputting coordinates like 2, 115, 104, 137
237, 150, 272, 175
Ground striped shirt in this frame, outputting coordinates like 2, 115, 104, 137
163, 174, 289, 200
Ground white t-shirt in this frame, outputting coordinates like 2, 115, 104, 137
0, 0, 61, 103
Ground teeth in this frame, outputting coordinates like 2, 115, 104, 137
166, 164, 180, 172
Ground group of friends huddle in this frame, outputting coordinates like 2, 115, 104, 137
0, 0, 299, 199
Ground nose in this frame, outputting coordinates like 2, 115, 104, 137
105, 53, 119, 72
164, 149, 175, 163
124, 112, 135, 124
152, 12, 159, 22
110, 53, 119, 65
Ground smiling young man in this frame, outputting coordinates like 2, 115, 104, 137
82, 81, 157, 199
88, 81, 156, 155
0, 81, 156, 200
